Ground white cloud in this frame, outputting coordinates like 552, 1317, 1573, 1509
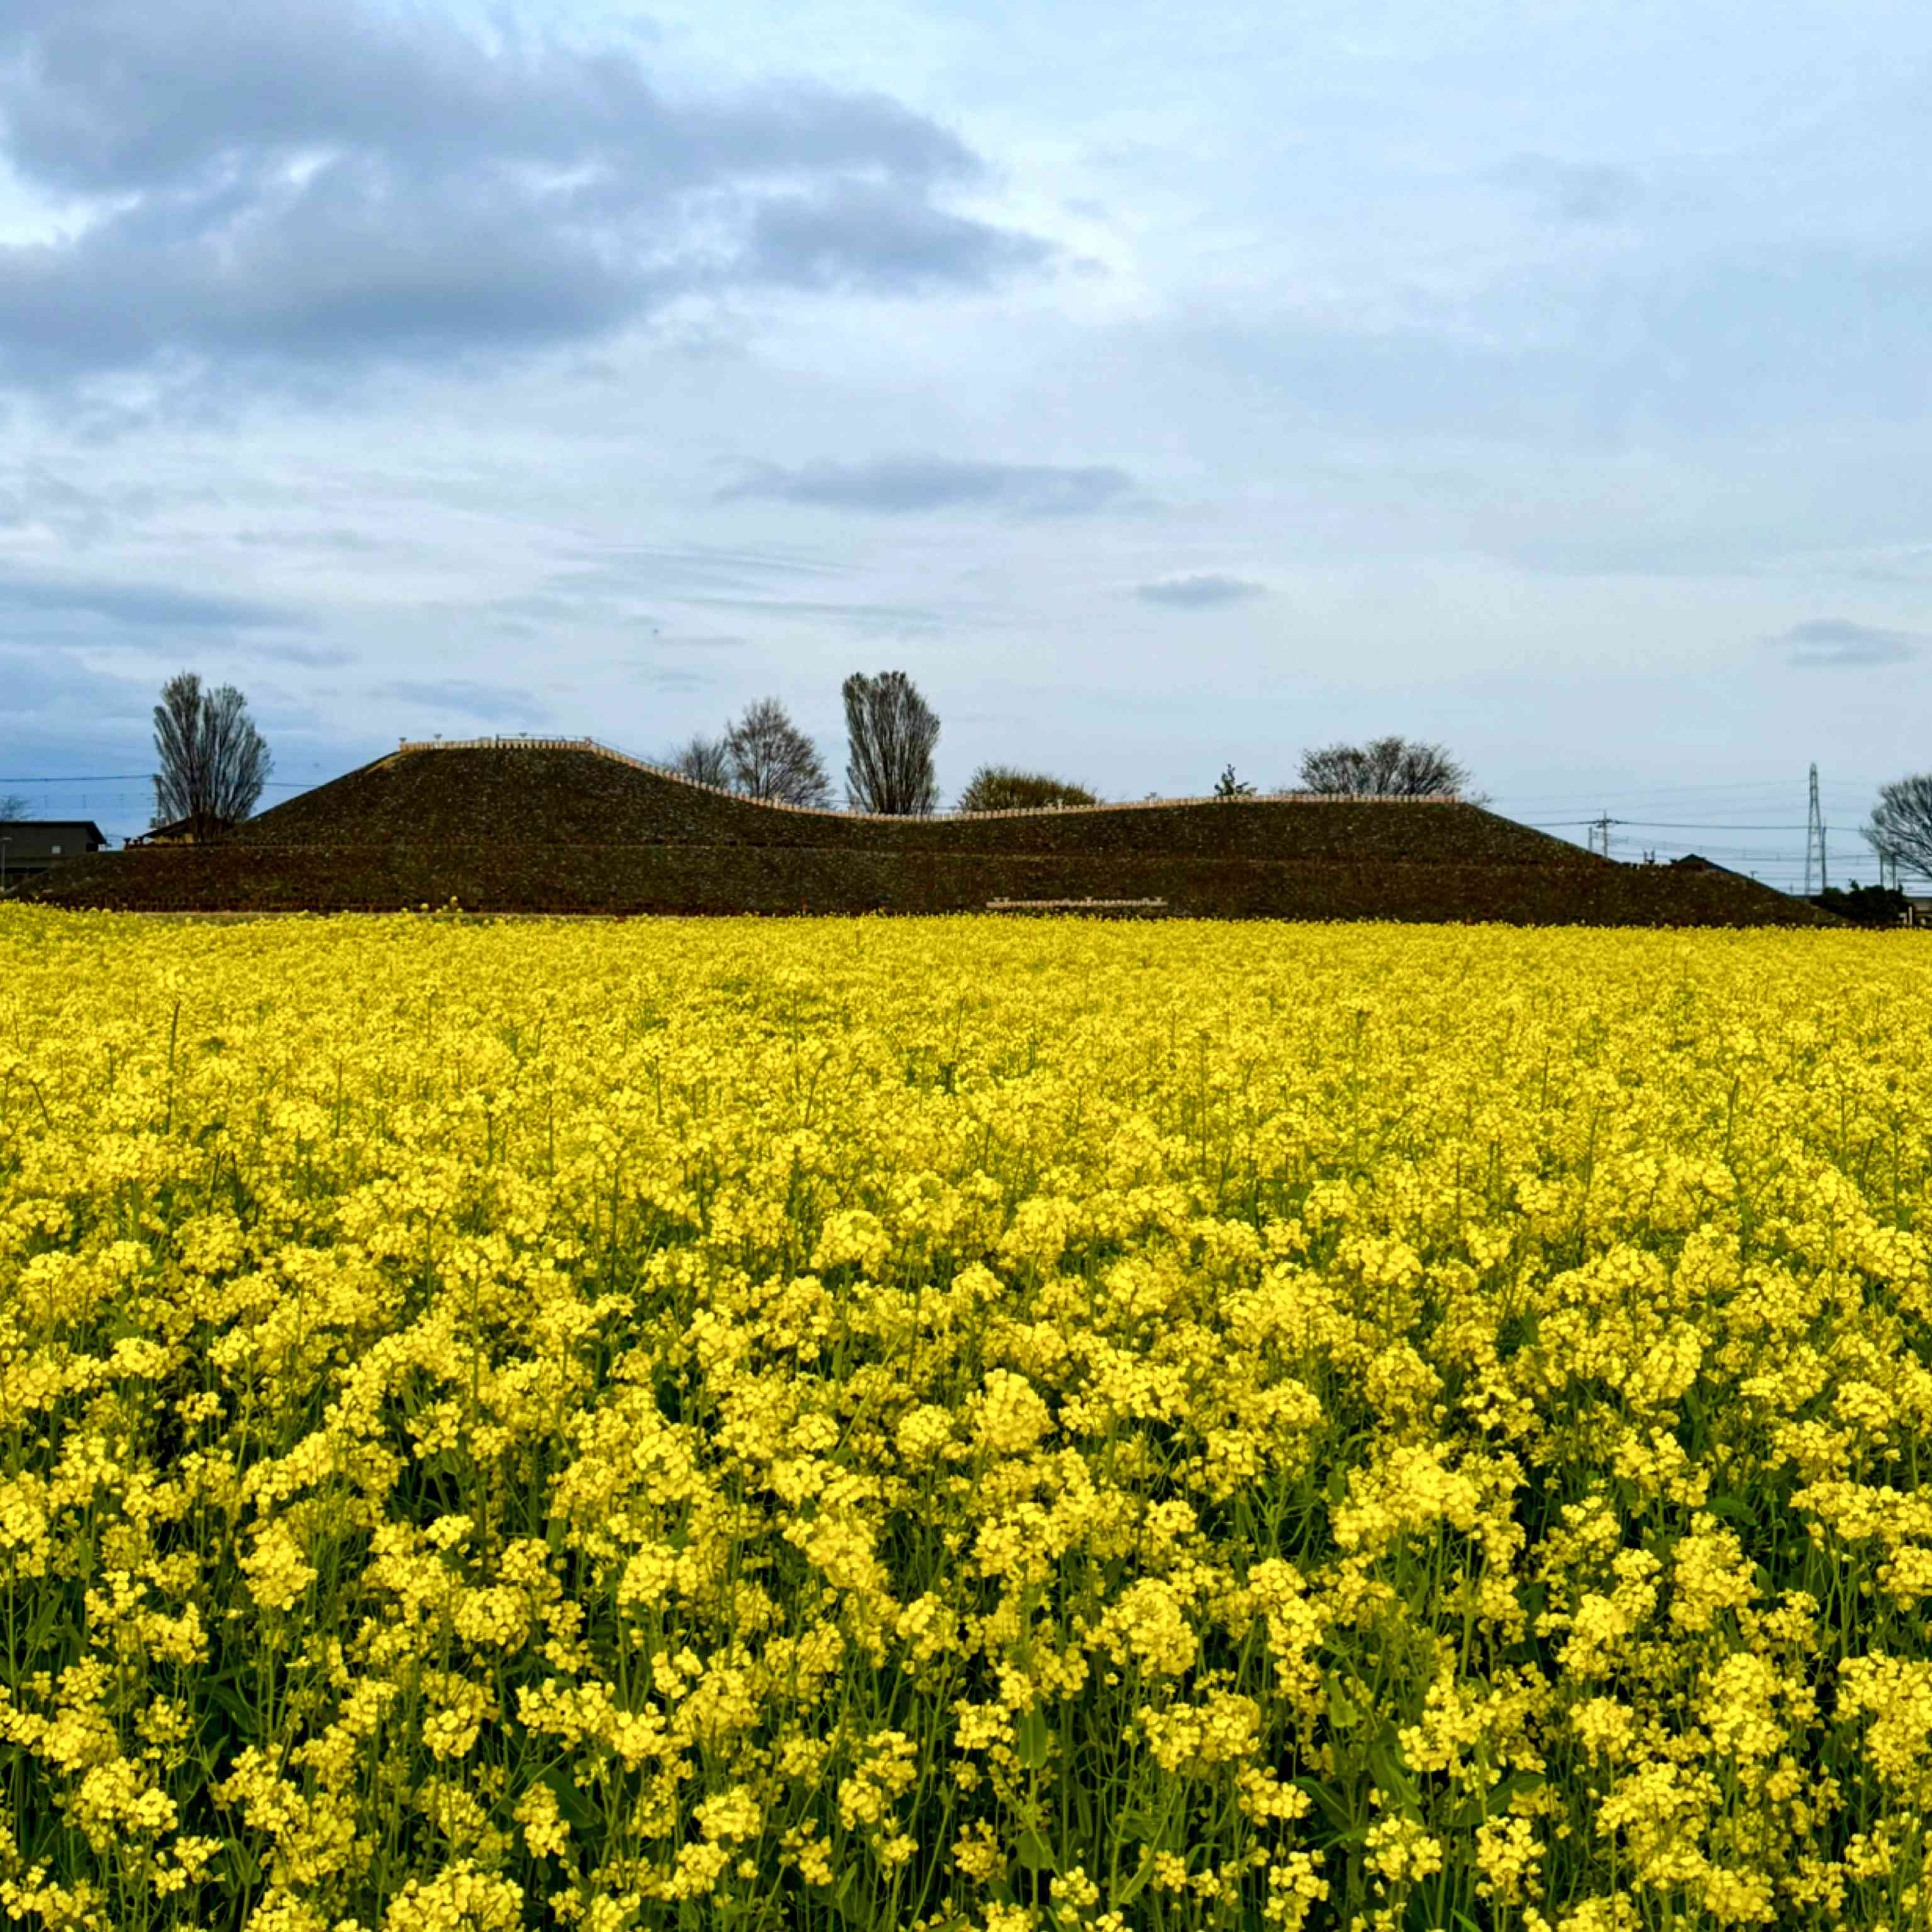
1770, 618, 1924, 668
8, 0, 1932, 854
0, 0, 1052, 386
1134, 573, 1267, 609
718, 455, 1136, 516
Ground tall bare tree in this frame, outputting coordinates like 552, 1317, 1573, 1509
667, 731, 733, 789
843, 670, 940, 815
1294, 735, 1469, 798
152, 672, 272, 838
1865, 774, 1932, 882
726, 697, 831, 806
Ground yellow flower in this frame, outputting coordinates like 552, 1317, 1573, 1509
6, 908, 1931, 1928
513, 1783, 569, 1860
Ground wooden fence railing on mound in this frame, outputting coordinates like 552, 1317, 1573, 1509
987, 897, 1169, 914
391, 736, 1463, 823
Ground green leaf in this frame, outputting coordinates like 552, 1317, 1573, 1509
1292, 1776, 1364, 1843
206, 1680, 254, 1729
1451, 1768, 1546, 1829
542, 1767, 601, 1832
1016, 1707, 1052, 1771
1326, 1677, 1358, 1729
1016, 1829, 1057, 1874
1113, 1850, 1155, 1907
1368, 1743, 1422, 1821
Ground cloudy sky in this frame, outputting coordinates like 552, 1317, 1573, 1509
3, 0, 1927, 878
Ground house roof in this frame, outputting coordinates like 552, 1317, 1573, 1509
0, 820, 108, 847
127, 814, 233, 844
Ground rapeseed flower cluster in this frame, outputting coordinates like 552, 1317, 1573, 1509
2, 905, 1931, 1929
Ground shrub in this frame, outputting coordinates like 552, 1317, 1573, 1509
956, 765, 1100, 812
1813, 881, 1910, 926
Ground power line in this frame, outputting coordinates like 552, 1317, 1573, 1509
1518, 772, 1893, 899
1489, 779, 1882, 804
1522, 817, 1853, 832
0, 774, 311, 788
1615, 819, 1818, 831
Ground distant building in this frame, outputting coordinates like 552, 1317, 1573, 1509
0, 820, 110, 889
126, 815, 234, 847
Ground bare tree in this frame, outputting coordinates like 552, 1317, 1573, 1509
0, 796, 26, 822
667, 732, 733, 789
726, 696, 831, 807
1865, 774, 1932, 882
1294, 735, 1469, 799
957, 765, 1097, 811
843, 670, 940, 814
152, 672, 272, 838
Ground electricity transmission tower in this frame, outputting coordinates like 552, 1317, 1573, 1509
1804, 763, 1828, 896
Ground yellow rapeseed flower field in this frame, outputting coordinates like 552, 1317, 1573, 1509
3, 905, 1931, 1932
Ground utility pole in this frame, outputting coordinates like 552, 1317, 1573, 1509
1804, 763, 1828, 897
1587, 812, 1615, 858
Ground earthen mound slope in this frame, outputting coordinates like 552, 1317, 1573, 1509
28, 738, 1838, 925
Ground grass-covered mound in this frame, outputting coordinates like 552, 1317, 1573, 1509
223, 743, 1578, 865
27, 740, 1838, 924
28, 843, 1834, 924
